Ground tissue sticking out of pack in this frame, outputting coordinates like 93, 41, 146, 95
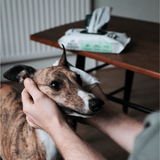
58, 6, 131, 54
87, 6, 112, 33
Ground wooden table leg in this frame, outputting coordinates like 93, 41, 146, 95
123, 70, 134, 113
75, 54, 86, 70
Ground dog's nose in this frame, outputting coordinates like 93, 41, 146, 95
89, 98, 104, 112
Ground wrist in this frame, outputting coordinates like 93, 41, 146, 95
44, 115, 68, 134
89, 100, 122, 132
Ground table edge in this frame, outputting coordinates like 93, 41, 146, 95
30, 35, 160, 80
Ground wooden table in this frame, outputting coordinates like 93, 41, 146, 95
30, 16, 159, 113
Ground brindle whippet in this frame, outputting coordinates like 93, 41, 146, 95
0, 46, 104, 160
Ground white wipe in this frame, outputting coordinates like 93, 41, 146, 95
88, 6, 112, 33
53, 60, 100, 91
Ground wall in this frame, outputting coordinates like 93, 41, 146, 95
1, 0, 93, 82
94, 0, 159, 23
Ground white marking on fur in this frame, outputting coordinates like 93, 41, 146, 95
36, 129, 58, 160
88, 92, 96, 98
78, 90, 89, 111
78, 90, 95, 112
68, 112, 94, 118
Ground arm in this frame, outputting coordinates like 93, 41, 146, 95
22, 78, 107, 160
48, 120, 106, 160
80, 85, 143, 153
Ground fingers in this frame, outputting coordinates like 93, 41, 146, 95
22, 88, 34, 116
22, 78, 39, 114
23, 78, 44, 101
90, 84, 107, 102
22, 88, 33, 105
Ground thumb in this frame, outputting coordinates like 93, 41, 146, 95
23, 78, 43, 101
22, 88, 34, 114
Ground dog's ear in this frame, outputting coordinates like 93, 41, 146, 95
3, 65, 36, 84
58, 44, 69, 68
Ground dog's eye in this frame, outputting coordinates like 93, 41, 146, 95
49, 81, 61, 90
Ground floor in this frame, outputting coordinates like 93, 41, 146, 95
2, 67, 159, 160
76, 67, 159, 160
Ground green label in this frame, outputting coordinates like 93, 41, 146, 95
81, 40, 112, 52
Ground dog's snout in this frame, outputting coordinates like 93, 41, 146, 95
89, 99, 104, 112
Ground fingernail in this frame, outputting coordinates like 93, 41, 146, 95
25, 78, 30, 84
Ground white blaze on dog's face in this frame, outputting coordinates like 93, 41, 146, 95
33, 66, 103, 118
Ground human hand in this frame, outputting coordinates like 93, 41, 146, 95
22, 78, 65, 132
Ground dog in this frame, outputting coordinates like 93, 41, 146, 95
0, 46, 104, 160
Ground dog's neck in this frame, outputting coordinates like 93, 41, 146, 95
36, 129, 58, 160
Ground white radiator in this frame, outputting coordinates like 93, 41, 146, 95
1, 0, 91, 64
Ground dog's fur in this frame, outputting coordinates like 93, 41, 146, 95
0, 46, 104, 160
0, 84, 47, 159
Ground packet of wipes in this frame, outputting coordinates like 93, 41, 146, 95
58, 6, 131, 54
58, 29, 130, 53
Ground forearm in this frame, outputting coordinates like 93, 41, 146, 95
90, 85, 143, 153
47, 119, 107, 160
96, 102, 142, 153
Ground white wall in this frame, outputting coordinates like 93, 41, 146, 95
94, 0, 159, 23
1, 0, 94, 82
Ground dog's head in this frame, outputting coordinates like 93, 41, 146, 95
3, 46, 104, 118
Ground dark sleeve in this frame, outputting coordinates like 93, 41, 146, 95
128, 112, 160, 160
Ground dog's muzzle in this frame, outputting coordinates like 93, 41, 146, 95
89, 98, 104, 112
57, 98, 104, 118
